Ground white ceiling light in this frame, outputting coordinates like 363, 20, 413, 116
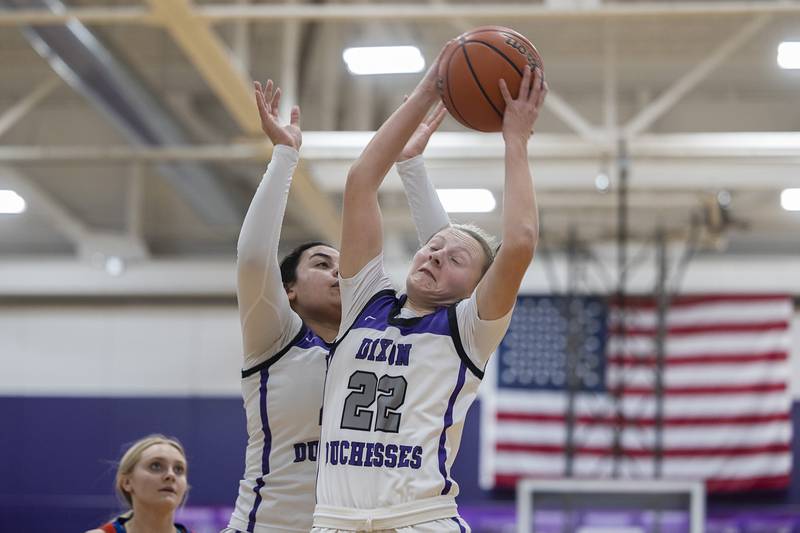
780, 188, 800, 211
0, 189, 26, 214
104, 256, 126, 277
343, 46, 425, 75
594, 172, 610, 192
777, 41, 800, 69
436, 189, 496, 213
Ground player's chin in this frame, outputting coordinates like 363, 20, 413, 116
153, 492, 181, 507
415, 284, 452, 303
407, 280, 432, 298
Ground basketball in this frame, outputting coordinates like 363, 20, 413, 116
438, 26, 544, 132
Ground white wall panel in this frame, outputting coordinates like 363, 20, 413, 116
0, 305, 243, 396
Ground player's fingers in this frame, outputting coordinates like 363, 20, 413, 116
271, 87, 282, 117
290, 105, 301, 127
537, 80, 549, 109
429, 103, 447, 130
424, 102, 443, 124
264, 80, 274, 105
529, 67, 543, 104
499, 78, 512, 105
518, 65, 532, 101
255, 83, 270, 119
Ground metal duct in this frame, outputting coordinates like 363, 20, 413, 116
3, 0, 243, 226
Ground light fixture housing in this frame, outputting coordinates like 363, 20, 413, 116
436, 189, 496, 213
343, 46, 425, 75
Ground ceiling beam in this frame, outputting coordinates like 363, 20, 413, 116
279, 0, 300, 120
623, 14, 771, 138
4, 2, 800, 26
544, 92, 605, 146
145, 0, 261, 135
0, 6, 153, 26
602, 22, 618, 136
2, 132, 800, 162
232, 0, 251, 74
316, 23, 342, 131
0, 75, 60, 139
145, 0, 341, 245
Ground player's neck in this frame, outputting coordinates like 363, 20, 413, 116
306, 317, 338, 343
403, 297, 436, 316
124, 509, 176, 533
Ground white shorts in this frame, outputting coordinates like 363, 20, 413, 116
311, 516, 471, 533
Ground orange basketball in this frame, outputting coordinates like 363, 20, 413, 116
438, 26, 544, 132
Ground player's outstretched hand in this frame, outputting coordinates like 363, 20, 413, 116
414, 40, 454, 100
398, 101, 447, 162
254, 79, 302, 150
498, 65, 548, 144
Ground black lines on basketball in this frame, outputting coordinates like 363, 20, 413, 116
444, 43, 471, 130
460, 44, 505, 121
469, 39, 523, 78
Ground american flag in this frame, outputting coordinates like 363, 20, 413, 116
481, 294, 793, 493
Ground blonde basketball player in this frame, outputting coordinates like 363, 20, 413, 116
313, 47, 547, 531
86, 435, 191, 533
223, 80, 450, 533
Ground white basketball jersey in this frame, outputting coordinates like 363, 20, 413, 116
314, 290, 485, 527
228, 324, 329, 533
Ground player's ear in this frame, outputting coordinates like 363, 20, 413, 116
285, 282, 297, 302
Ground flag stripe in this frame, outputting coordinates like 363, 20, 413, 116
608, 351, 787, 366
496, 412, 791, 426
493, 474, 791, 492
617, 383, 786, 395
496, 420, 790, 448
610, 294, 790, 308
705, 474, 792, 492
494, 453, 791, 478
606, 330, 790, 356
496, 442, 791, 457
496, 390, 790, 417
610, 321, 789, 336
611, 300, 791, 327
606, 362, 788, 388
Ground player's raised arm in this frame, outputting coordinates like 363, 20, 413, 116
236, 80, 303, 360
397, 103, 451, 246
475, 65, 548, 320
338, 45, 450, 278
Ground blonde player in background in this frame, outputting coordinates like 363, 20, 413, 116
86, 435, 191, 533
223, 79, 451, 533
313, 45, 547, 531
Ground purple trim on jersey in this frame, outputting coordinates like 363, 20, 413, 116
247, 368, 271, 532
438, 361, 467, 495
296, 326, 330, 351
349, 291, 398, 332
447, 304, 484, 380
451, 517, 467, 533
352, 292, 452, 337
